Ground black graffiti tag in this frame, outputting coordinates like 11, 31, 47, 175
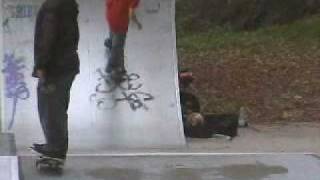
91, 68, 154, 111
116, 91, 154, 111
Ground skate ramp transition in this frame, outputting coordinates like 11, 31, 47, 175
0, 0, 185, 153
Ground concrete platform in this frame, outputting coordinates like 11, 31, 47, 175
0, 133, 16, 155
20, 154, 320, 180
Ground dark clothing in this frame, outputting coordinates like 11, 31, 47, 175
184, 114, 238, 139
33, 0, 80, 77
37, 73, 75, 155
105, 32, 127, 73
33, 0, 80, 158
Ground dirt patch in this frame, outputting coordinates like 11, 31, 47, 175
179, 48, 320, 123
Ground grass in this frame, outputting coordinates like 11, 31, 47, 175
177, 15, 320, 54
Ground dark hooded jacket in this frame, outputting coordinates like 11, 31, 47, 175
33, 0, 80, 77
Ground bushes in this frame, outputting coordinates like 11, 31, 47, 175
176, 0, 320, 31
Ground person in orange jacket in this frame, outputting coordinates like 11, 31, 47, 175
104, 0, 142, 77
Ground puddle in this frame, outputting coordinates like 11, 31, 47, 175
163, 168, 202, 180
87, 168, 142, 180
214, 161, 288, 180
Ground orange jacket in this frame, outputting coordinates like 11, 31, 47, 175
106, 0, 139, 33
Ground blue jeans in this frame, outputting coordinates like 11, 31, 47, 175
105, 31, 127, 73
37, 73, 76, 154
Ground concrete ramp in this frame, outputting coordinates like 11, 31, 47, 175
1, 0, 185, 153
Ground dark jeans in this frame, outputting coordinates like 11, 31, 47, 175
106, 31, 127, 73
37, 73, 76, 155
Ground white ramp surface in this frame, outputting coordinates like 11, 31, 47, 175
0, 156, 19, 180
1, 0, 185, 153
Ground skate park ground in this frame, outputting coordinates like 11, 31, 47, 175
0, 122, 319, 179
19, 154, 320, 180
15, 122, 320, 180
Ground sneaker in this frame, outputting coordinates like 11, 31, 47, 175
117, 67, 127, 75
31, 144, 66, 160
105, 64, 117, 74
104, 38, 112, 50
110, 70, 126, 83
32, 143, 47, 150
105, 66, 112, 74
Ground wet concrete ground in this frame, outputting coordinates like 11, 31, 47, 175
20, 154, 320, 180
14, 123, 320, 180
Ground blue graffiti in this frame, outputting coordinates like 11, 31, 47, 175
6, 4, 38, 18
2, 53, 30, 130
15, 5, 34, 18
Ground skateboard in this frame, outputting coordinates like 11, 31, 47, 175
29, 146, 65, 171
35, 156, 65, 170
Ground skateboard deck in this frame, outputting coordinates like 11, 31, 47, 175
35, 156, 65, 170
29, 146, 65, 171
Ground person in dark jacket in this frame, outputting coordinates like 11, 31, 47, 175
32, 0, 80, 160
